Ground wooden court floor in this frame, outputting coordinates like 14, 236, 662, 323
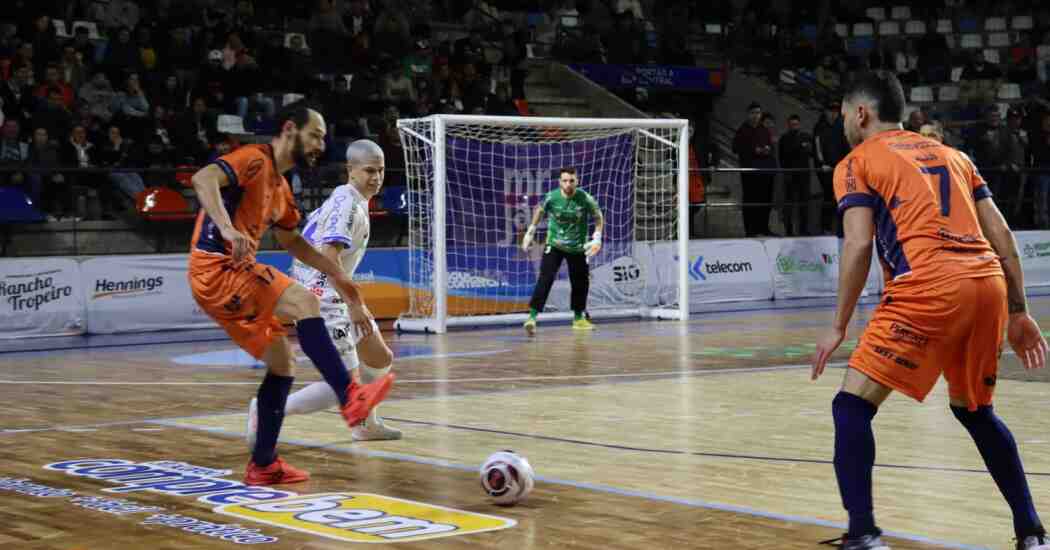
3, 298, 1050, 549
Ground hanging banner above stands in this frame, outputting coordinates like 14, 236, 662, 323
82, 255, 212, 334
764, 237, 882, 301
567, 64, 726, 93
0, 258, 84, 339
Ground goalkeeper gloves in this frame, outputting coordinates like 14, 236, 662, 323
521, 225, 536, 251
584, 231, 602, 257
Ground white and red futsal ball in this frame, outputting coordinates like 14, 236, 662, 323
480, 450, 534, 506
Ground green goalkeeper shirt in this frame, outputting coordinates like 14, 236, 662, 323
541, 188, 601, 254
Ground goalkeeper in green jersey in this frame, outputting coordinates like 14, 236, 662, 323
520, 167, 604, 336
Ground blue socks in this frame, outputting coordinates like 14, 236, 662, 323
832, 391, 879, 538
952, 405, 1045, 539
252, 373, 294, 467
295, 317, 350, 406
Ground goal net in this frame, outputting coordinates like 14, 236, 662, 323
395, 115, 689, 333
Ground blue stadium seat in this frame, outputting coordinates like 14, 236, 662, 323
0, 188, 45, 223
801, 24, 818, 41
958, 18, 979, 33
380, 185, 408, 218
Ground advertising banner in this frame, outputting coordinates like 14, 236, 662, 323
0, 258, 84, 339
82, 255, 211, 333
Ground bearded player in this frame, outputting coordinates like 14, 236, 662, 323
247, 139, 401, 445
521, 167, 604, 335
188, 103, 395, 485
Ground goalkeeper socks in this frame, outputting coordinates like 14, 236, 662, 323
574, 311, 583, 321
529, 308, 538, 320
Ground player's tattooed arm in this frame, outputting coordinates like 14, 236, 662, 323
976, 199, 1029, 315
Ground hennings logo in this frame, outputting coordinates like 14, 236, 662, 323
93, 276, 164, 299
0, 270, 74, 312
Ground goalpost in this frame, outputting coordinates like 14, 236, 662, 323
395, 114, 690, 333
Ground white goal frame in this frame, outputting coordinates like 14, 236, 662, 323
394, 114, 689, 333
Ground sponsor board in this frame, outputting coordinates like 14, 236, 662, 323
215, 492, 517, 543
765, 238, 881, 300
649, 240, 774, 307
1016, 231, 1050, 288
40, 459, 515, 544
0, 258, 84, 339
82, 256, 212, 333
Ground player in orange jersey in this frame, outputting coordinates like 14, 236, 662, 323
810, 71, 1049, 550
188, 102, 394, 486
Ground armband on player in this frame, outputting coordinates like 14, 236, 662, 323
521, 225, 536, 251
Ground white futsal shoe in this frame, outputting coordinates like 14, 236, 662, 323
245, 397, 258, 451
351, 408, 402, 441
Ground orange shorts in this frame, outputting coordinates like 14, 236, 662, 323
188, 251, 294, 359
849, 275, 1007, 411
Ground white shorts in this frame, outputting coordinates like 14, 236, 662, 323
321, 302, 379, 370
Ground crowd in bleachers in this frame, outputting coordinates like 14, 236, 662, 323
725, 0, 1050, 235
0, 0, 542, 222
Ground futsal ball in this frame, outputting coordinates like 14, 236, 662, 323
480, 450, 534, 506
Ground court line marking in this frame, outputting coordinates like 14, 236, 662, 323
374, 416, 1050, 478
0, 363, 822, 386
151, 420, 988, 550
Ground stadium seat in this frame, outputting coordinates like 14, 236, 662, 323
865, 7, 886, 21
853, 23, 874, 37
136, 187, 195, 221
959, 18, 979, 33
381, 186, 408, 218
1012, 16, 1034, 30
559, 15, 579, 28
891, 6, 911, 20
987, 33, 1010, 48
936, 19, 953, 34
997, 83, 1021, 100
282, 93, 304, 106
848, 37, 875, 56
705, 23, 722, 35
984, 17, 1007, 31
938, 85, 960, 102
878, 21, 900, 36
0, 188, 45, 223
216, 115, 251, 136
835, 23, 849, 38
960, 34, 983, 49
983, 48, 1001, 64
909, 86, 934, 103
905, 20, 926, 35
951, 66, 964, 82
174, 165, 195, 188
996, 102, 1010, 118
71, 21, 100, 39
52, 19, 71, 38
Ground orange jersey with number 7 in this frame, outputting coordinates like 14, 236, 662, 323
834, 129, 1004, 290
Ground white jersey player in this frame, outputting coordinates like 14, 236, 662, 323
248, 140, 400, 445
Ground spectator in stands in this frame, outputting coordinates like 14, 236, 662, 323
103, 27, 141, 76
381, 62, 417, 114
26, 14, 60, 75
33, 86, 73, 141
895, 39, 919, 86
144, 104, 175, 158
344, 0, 374, 39
62, 123, 120, 220
69, 25, 94, 65
110, 72, 150, 136
27, 126, 68, 220
969, 105, 1020, 222
454, 28, 485, 68
484, 81, 517, 116
102, 0, 141, 34
59, 44, 88, 93
960, 51, 1002, 106
79, 71, 117, 124
778, 114, 814, 236
403, 39, 433, 81
34, 63, 74, 109
175, 96, 215, 164
813, 100, 848, 234
98, 124, 144, 210
0, 119, 31, 201
12, 42, 35, 75
1009, 33, 1039, 92
815, 56, 841, 90
904, 109, 927, 133
323, 74, 363, 139
1038, 31, 1050, 84
917, 23, 951, 83
166, 27, 198, 87
1, 64, 34, 126
151, 73, 186, 114
1032, 111, 1050, 228
733, 101, 776, 237
373, 0, 413, 58
920, 122, 945, 143
136, 26, 159, 73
